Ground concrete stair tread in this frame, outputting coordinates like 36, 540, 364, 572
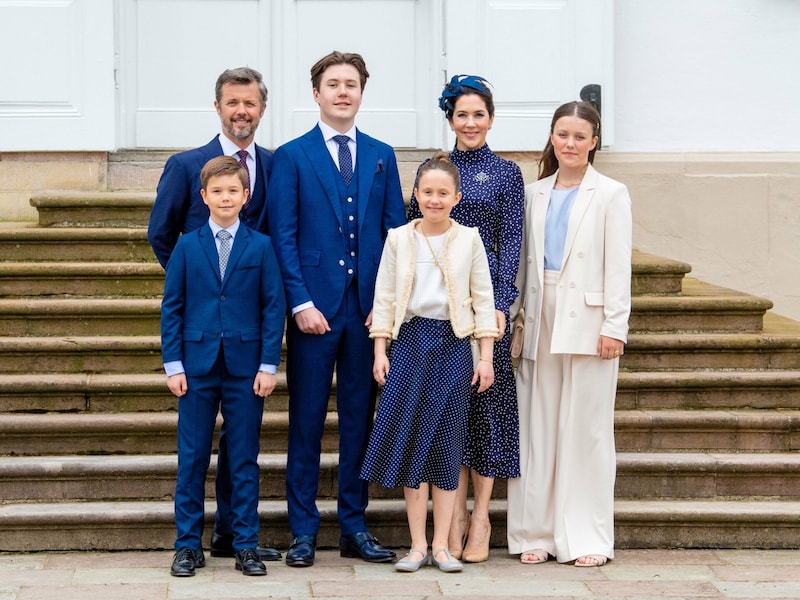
618, 370, 800, 386
3, 450, 797, 475
0, 224, 149, 240
0, 262, 163, 275
0, 297, 159, 311
632, 279, 772, 310
1, 498, 799, 551
30, 192, 154, 206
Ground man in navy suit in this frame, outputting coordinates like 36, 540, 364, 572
161, 156, 285, 577
148, 67, 273, 267
148, 67, 281, 562
264, 51, 406, 567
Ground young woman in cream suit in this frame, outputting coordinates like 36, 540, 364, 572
506, 101, 632, 567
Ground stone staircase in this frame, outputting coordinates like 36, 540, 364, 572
0, 151, 799, 552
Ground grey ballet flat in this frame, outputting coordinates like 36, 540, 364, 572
431, 547, 463, 573
394, 548, 429, 572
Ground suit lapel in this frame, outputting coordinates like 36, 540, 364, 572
561, 165, 599, 268
198, 224, 222, 282
532, 174, 554, 276
355, 129, 377, 231
299, 126, 344, 227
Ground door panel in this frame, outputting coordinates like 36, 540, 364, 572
0, 0, 114, 151
444, 0, 613, 150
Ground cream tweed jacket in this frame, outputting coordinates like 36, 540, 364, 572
370, 218, 499, 341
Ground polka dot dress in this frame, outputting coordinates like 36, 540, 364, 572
409, 144, 524, 479
360, 317, 472, 490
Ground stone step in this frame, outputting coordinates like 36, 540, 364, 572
1, 497, 798, 551
616, 370, 800, 410
0, 262, 164, 297
0, 337, 164, 375
1, 410, 797, 457
29, 192, 153, 228
0, 298, 160, 336
2, 452, 798, 504
623, 313, 800, 370
0, 224, 155, 262
629, 279, 772, 333
0, 411, 335, 456
2, 366, 797, 414
0, 286, 771, 339
614, 409, 800, 452
630, 251, 691, 296
0, 366, 800, 414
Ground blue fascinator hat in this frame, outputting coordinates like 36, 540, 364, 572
438, 74, 493, 115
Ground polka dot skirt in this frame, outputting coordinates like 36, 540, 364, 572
360, 317, 471, 490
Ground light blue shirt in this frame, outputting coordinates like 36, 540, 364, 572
543, 187, 579, 271
163, 217, 276, 377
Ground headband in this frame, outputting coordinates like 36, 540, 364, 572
438, 74, 493, 113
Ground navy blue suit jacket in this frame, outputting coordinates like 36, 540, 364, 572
264, 126, 406, 317
160, 223, 286, 378
148, 135, 274, 268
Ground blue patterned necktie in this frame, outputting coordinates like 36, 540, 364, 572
217, 230, 232, 279
333, 135, 353, 185
236, 150, 251, 207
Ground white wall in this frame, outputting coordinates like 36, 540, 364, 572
614, 0, 800, 151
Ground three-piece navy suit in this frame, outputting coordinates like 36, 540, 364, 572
148, 134, 273, 543
148, 135, 273, 268
161, 222, 285, 551
265, 125, 406, 537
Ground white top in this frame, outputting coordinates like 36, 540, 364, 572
407, 230, 448, 320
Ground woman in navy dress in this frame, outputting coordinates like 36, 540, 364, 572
408, 75, 524, 562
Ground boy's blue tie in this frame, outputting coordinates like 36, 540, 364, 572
333, 135, 353, 185
217, 230, 232, 279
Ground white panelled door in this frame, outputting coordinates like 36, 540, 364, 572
443, 0, 613, 151
0, 0, 115, 151
119, 0, 612, 151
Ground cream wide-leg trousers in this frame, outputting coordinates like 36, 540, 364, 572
507, 270, 617, 562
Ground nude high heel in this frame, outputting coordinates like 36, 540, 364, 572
461, 518, 490, 563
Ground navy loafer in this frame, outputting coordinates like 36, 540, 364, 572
340, 531, 396, 563
286, 535, 316, 567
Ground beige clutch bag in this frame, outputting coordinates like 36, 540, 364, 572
510, 308, 525, 359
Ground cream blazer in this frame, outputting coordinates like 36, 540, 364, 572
370, 219, 499, 341
510, 165, 632, 358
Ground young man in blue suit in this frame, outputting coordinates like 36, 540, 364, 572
148, 67, 281, 562
264, 51, 406, 567
161, 156, 286, 577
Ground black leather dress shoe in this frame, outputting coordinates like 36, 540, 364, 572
235, 547, 267, 576
340, 532, 396, 563
170, 547, 206, 577
210, 532, 282, 561
285, 535, 316, 567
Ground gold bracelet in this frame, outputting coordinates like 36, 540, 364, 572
479, 359, 492, 363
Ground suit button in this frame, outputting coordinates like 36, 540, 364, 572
220, 295, 226, 301
350, 233, 355, 239
527, 256, 533, 263
348, 215, 354, 221
530, 286, 537, 294
569, 311, 576, 318
339, 259, 345, 266
569, 282, 576, 288
347, 197, 353, 203
347, 268, 353, 274
577, 251, 585, 258
350, 251, 355, 257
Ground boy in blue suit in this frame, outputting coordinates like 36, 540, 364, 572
161, 156, 286, 577
149, 67, 281, 563
264, 50, 406, 567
